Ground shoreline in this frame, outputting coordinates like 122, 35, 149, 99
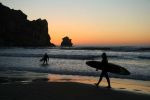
0, 74, 150, 95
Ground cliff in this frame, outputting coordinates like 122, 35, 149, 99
0, 3, 54, 47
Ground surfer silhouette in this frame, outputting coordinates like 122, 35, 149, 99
41, 53, 49, 64
96, 53, 111, 88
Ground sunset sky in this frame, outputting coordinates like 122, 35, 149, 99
0, 0, 150, 46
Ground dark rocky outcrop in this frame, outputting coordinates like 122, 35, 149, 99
0, 3, 54, 47
61, 36, 73, 47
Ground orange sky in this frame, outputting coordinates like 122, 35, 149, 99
49, 16, 150, 46
1, 0, 150, 46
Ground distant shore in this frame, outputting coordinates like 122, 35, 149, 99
0, 74, 150, 100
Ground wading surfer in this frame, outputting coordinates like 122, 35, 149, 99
41, 53, 49, 64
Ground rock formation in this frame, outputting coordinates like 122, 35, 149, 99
0, 3, 54, 47
61, 36, 73, 47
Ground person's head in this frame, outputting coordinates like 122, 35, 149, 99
102, 52, 107, 59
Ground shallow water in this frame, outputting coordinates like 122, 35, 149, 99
0, 47, 150, 81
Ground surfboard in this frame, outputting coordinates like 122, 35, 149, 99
86, 61, 130, 75
40, 58, 44, 62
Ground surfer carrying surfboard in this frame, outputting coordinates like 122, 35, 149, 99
95, 53, 111, 88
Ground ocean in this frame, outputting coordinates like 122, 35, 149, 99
0, 46, 150, 81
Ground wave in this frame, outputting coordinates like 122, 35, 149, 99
0, 53, 150, 60
0, 53, 100, 60
0, 46, 150, 52
60, 46, 150, 52
138, 56, 150, 59
1, 66, 150, 81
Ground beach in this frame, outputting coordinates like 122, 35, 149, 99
0, 74, 150, 100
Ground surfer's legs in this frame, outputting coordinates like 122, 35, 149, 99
45, 59, 48, 64
96, 72, 111, 88
45, 60, 47, 64
43, 59, 48, 64
97, 76, 102, 85
105, 73, 111, 88
43, 59, 47, 64
46, 59, 48, 64
96, 72, 104, 86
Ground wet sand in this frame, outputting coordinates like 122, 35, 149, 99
48, 74, 150, 94
0, 75, 150, 100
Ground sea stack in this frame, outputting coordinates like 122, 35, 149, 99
61, 36, 73, 47
0, 3, 54, 47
